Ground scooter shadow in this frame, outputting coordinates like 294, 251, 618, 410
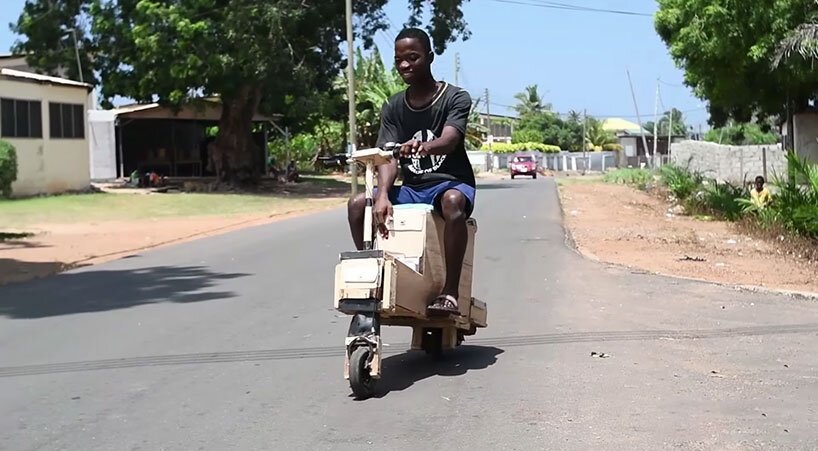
362, 345, 504, 400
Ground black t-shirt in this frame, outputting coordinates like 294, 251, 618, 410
376, 82, 476, 188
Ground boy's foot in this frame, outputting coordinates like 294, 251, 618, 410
427, 294, 461, 317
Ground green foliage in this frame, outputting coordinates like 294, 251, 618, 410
13, 0, 472, 183
655, 0, 817, 126
512, 128, 544, 144
689, 182, 748, 220
760, 152, 818, 237
704, 122, 780, 145
584, 117, 618, 151
643, 108, 689, 136
512, 84, 551, 117
0, 140, 18, 198
603, 168, 653, 189
659, 163, 704, 201
602, 143, 624, 151
481, 142, 561, 153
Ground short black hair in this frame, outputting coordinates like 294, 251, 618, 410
395, 27, 432, 53
755, 175, 765, 183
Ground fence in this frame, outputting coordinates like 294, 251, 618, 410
669, 141, 788, 184
466, 150, 620, 173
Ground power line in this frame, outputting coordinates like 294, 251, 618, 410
486, 0, 653, 17
487, 101, 706, 119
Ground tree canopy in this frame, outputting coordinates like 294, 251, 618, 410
10, 0, 473, 183
654, 0, 818, 127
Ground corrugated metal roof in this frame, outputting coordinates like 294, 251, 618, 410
0, 68, 92, 89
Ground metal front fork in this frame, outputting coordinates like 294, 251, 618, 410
363, 160, 376, 250
344, 311, 382, 380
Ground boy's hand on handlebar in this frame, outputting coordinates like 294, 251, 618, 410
373, 196, 393, 239
399, 139, 427, 158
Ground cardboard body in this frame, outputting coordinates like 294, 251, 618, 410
335, 204, 487, 331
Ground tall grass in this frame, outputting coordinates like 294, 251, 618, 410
602, 168, 652, 189
739, 152, 818, 239
659, 163, 703, 201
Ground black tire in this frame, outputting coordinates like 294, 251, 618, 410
511, 174, 515, 179
533, 173, 538, 179
421, 328, 443, 358
349, 346, 376, 399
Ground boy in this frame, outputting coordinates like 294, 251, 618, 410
347, 27, 475, 317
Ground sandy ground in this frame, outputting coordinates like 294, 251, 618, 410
0, 198, 344, 286
558, 180, 818, 296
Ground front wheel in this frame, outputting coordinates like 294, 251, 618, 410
349, 346, 376, 399
533, 172, 538, 179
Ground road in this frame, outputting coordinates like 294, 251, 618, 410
1, 178, 817, 450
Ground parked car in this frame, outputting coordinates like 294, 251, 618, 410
509, 153, 538, 179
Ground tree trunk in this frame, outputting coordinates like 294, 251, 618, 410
207, 84, 262, 186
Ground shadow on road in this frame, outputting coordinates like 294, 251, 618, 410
369, 345, 504, 399
0, 265, 248, 319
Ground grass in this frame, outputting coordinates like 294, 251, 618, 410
0, 176, 351, 227
601, 168, 652, 189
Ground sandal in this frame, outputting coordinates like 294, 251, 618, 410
427, 294, 461, 317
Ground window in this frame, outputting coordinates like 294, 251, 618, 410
0, 97, 43, 138
49, 102, 85, 139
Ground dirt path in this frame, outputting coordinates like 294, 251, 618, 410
0, 199, 344, 286
558, 180, 818, 296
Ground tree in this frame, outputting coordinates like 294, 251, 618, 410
773, 1, 818, 66
704, 122, 780, 145
643, 108, 688, 137
11, 0, 472, 185
346, 46, 405, 148
584, 117, 618, 150
512, 84, 551, 117
655, 0, 817, 127
465, 98, 488, 150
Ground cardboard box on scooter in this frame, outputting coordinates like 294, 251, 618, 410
377, 206, 476, 318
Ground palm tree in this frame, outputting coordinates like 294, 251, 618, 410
465, 97, 489, 150
584, 117, 618, 151
773, 21, 818, 67
513, 84, 551, 117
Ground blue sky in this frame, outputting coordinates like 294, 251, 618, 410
0, 0, 710, 131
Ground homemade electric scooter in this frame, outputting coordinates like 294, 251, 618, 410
333, 143, 488, 399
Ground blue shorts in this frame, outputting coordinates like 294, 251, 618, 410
376, 181, 476, 217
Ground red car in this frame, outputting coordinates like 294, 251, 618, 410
509, 153, 538, 179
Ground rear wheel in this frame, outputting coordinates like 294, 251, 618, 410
421, 328, 443, 358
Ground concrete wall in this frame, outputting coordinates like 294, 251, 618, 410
670, 140, 788, 183
794, 112, 818, 163
0, 78, 91, 197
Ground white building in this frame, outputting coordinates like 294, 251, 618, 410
0, 68, 93, 197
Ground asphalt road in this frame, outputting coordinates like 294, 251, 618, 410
1, 178, 817, 450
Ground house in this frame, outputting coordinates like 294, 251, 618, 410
477, 112, 515, 144
90, 99, 277, 180
781, 111, 818, 163
0, 68, 93, 197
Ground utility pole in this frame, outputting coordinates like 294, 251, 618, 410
667, 108, 673, 161
485, 88, 492, 151
345, 0, 358, 197
582, 109, 588, 174
626, 69, 650, 164
454, 53, 460, 86
652, 79, 659, 164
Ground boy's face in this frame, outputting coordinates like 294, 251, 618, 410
394, 38, 431, 84
755, 179, 764, 191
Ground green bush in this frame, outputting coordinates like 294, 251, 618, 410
688, 181, 747, 221
603, 168, 652, 189
659, 163, 703, 201
602, 143, 623, 151
0, 140, 18, 198
480, 142, 561, 153
761, 152, 818, 238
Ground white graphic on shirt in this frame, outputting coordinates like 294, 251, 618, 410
406, 129, 447, 175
